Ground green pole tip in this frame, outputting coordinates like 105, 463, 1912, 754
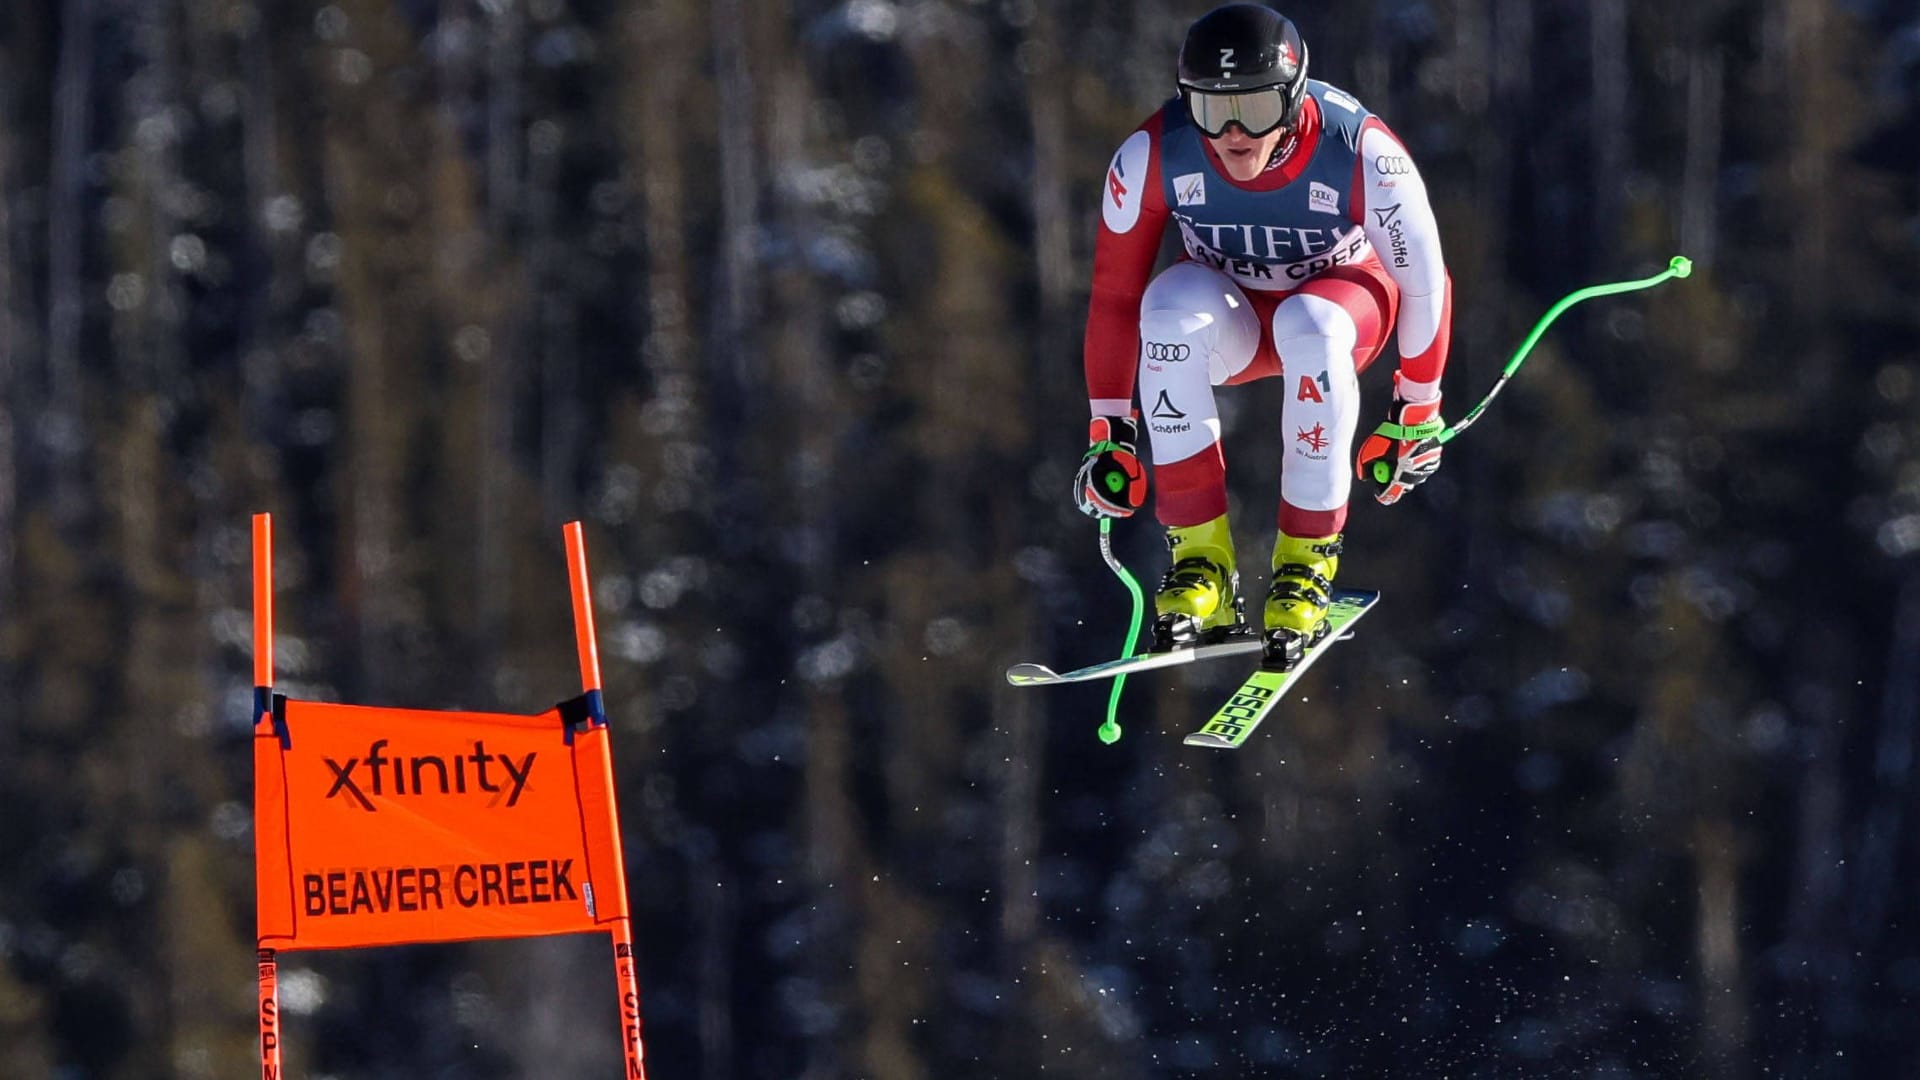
1098, 722, 1121, 745
1669, 255, 1692, 278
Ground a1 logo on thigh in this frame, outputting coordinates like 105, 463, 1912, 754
1296, 371, 1330, 403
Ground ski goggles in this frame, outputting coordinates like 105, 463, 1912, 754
1182, 86, 1294, 138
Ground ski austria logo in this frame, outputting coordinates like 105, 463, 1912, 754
1103, 130, 1152, 234
1295, 422, 1331, 460
1174, 172, 1207, 207
1308, 181, 1340, 215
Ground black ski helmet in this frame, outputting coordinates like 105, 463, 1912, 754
1177, 5, 1309, 135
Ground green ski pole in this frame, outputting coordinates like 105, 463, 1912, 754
1095, 517, 1145, 744
1367, 255, 1693, 489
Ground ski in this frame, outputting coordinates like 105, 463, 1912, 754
1005, 637, 1262, 687
1182, 589, 1379, 750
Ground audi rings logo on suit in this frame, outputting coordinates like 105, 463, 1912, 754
1145, 342, 1191, 362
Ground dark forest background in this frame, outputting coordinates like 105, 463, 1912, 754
3, 1, 1918, 1077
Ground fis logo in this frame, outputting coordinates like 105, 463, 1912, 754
1173, 172, 1207, 207
323, 739, 536, 811
1321, 87, 1362, 114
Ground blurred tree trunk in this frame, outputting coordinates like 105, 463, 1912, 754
754, 9, 870, 1076
46, 0, 93, 527
113, 0, 194, 1064
618, 0, 703, 571
1846, 575, 1920, 1034
1783, 627, 1853, 1056
693, 853, 735, 1080
614, 2, 741, 1076
478, 0, 524, 666
1693, 817, 1746, 1074
1352, 0, 1391, 111
880, 11, 1007, 1078
1459, 0, 1527, 580
0, 19, 18, 750
1588, 0, 1627, 265
1780, 0, 1830, 326
710, 0, 759, 409
324, 0, 495, 702
1025, 5, 1072, 337
235, 0, 287, 467
1004, 0, 1063, 983
532, 85, 579, 522
326, 1, 410, 699
1630, 578, 1752, 1073
1680, 48, 1724, 270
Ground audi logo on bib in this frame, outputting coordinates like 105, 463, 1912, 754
1374, 155, 1412, 176
1145, 342, 1191, 362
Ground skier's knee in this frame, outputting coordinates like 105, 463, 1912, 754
1140, 261, 1236, 318
1272, 293, 1358, 351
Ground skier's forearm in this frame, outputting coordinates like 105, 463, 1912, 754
1393, 274, 1451, 397
1084, 281, 1145, 411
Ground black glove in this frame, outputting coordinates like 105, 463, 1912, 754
1074, 415, 1147, 519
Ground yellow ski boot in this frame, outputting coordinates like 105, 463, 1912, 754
1263, 531, 1343, 668
1151, 514, 1250, 651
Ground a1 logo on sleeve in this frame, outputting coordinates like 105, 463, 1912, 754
1103, 130, 1153, 234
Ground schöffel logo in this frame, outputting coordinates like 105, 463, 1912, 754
324, 739, 536, 811
1145, 342, 1190, 363
1150, 390, 1190, 434
1372, 204, 1410, 269
1374, 155, 1412, 176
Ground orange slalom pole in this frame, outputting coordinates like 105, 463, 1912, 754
257, 948, 282, 1079
252, 513, 283, 1079
563, 522, 647, 1079
564, 521, 602, 693
253, 514, 273, 691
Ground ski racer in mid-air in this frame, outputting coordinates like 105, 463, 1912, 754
1074, 3, 1454, 666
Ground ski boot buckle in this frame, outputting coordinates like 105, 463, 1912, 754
1260, 620, 1329, 672
1150, 594, 1252, 654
